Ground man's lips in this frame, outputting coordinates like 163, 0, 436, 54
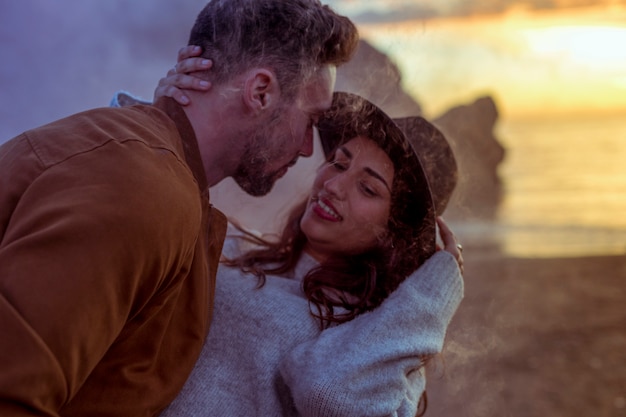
276, 157, 299, 179
312, 197, 342, 221
276, 166, 289, 179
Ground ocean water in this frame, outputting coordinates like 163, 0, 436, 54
459, 114, 626, 258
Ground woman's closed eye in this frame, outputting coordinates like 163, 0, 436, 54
359, 181, 380, 197
329, 157, 349, 171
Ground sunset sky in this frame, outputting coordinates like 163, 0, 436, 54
326, 0, 626, 120
1, 1, 624, 139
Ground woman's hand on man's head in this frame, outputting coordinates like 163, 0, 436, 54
153, 45, 212, 105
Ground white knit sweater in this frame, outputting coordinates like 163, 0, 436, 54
160, 229, 463, 417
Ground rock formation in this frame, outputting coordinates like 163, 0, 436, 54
434, 96, 505, 220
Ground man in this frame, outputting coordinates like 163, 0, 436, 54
0, 0, 358, 415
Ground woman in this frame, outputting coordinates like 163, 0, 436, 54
115, 66, 464, 416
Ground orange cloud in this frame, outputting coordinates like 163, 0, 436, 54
357, 5, 626, 119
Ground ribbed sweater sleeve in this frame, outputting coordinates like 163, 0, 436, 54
279, 251, 464, 417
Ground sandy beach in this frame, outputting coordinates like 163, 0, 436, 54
425, 248, 626, 417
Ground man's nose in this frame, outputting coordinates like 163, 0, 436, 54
299, 128, 314, 157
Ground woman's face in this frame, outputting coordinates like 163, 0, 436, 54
301, 136, 394, 262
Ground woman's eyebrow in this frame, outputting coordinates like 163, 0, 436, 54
338, 146, 352, 159
364, 167, 391, 193
339, 146, 391, 193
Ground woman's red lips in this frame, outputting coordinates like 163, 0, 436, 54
313, 197, 342, 221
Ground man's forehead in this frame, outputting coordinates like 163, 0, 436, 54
299, 65, 336, 111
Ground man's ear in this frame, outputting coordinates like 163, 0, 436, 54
243, 69, 278, 113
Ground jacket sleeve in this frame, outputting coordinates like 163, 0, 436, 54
279, 251, 464, 417
0, 136, 202, 416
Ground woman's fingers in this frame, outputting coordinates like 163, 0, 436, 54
154, 74, 205, 105
174, 45, 212, 74
158, 73, 211, 91
154, 46, 213, 105
437, 217, 456, 250
177, 45, 203, 62
436, 217, 464, 274
174, 57, 213, 75
154, 82, 189, 105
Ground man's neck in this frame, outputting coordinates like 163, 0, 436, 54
181, 91, 245, 188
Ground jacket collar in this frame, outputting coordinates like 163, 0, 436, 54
154, 97, 208, 192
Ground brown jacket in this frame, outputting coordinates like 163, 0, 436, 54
0, 98, 226, 416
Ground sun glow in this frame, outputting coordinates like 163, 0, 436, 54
358, 6, 626, 119
523, 26, 626, 72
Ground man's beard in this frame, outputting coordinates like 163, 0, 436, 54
233, 106, 294, 196
232, 154, 279, 197
232, 131, 284, 197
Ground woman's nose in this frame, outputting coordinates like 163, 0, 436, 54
323, 173, 346, 198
